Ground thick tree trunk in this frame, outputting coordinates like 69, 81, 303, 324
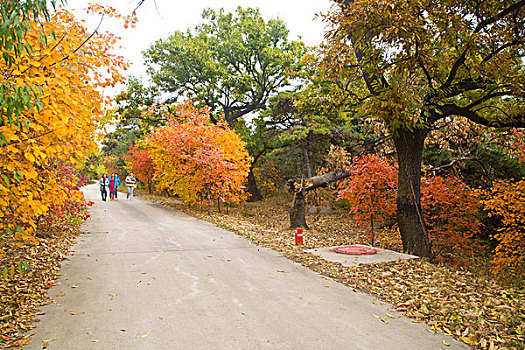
289, 177, 308, 229
247, 167, 263, 202
393, 127, 432, 259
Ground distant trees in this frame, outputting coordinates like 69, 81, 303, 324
144, 7, 304, 128
142, 7, 305, 200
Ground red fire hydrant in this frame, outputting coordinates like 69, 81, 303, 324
295, 228, 303, 245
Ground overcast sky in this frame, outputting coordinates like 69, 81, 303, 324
68, 0, 333, 94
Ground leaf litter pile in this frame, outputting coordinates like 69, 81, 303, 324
145, 193, 525, 350
1, 234, 75, 349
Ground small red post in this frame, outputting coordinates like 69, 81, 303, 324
295, 228, 303, 245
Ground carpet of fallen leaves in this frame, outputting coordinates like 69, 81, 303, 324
145, 193, 525, 350
0, 234, 75, 349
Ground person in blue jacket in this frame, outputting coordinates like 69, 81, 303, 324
109, 172, 121, 200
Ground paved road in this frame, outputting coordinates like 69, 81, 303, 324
27, 184, 468, 349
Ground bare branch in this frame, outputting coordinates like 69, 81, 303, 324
474, 0, 525, 33
440, 103, 525, 128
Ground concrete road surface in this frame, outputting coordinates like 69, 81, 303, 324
27, 184, 468, 349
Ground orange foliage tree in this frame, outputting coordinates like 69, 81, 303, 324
0, 7, 130, 257
336, 154, 481, 263
481, 180, 525, 274
421, 176, 482, 264
337, 154, 397, 245
145, 102, 251, 207
124, 145, 156, 194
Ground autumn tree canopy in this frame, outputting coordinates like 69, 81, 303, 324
144, 7, 305, 128
322, 0, 525, 258
0, 6, 130, 248
145, 102, 251, 206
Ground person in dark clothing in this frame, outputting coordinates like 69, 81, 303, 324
99, 173, 109, 201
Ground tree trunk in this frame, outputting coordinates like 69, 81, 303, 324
247, 167, 263, 202
301, 139, 312, 178
287, 170, 351, 228
392, 127, 432, 259
289, 177, 308, 229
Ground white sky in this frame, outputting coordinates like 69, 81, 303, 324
67, 0, 333, 96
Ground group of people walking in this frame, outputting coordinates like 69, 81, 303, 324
99, 172, 137, 201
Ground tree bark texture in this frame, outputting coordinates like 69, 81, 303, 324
289, 177, 308, 229
287, 170, 351, 228
393, 127, 432, 259
246, 167, 263, 202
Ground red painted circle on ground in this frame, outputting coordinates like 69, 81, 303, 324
329, 246, 379, 255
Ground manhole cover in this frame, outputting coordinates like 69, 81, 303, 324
329, 246, 379, 255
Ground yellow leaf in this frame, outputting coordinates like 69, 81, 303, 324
460, 336, 472, 344
70, 311, 85, 315
25, 153, 35, 162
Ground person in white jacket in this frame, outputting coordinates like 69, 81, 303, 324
99, 174, 109, 201
125, 172, 137, 200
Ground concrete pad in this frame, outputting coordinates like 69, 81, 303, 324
305, 244, 418, 267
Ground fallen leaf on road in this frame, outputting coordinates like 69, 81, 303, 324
71, 285, 79, 288
56, 294, 65, 297
140, 334, 148, 338
141, 272, 147, 274
373, 314, 380, 319
42, 338, 56, 342
109, 294, 117, 297
381, 317, 388, 323
443, 340, 450, 346
92, 340, 100, 342
386, 313, 400, 319
70, 312, 84, 315
43, 342, 48, 348
120, 329, 126, 332
107, 308, 112, 311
